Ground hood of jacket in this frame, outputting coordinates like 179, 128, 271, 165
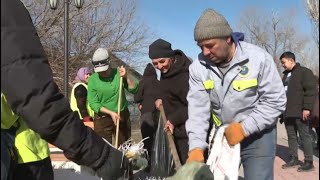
161, 50, 191, 79
143, 63, 157, 79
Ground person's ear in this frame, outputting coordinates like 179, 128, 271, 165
289, 58, 295, 63
226, 37, 232, 44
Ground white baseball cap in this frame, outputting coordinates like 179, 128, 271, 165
92, 48, 110, 72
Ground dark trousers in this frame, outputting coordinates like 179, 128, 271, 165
12, 157, 53, 180
140, 112, 158, 159
284, 118, 313, 161
174, 137, 189, 165
94, 108, 131, 145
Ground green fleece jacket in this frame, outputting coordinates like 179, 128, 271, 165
87, 68, 139, 113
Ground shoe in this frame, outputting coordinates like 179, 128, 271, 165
282, 157, 300, 169
297, 161, 314, 172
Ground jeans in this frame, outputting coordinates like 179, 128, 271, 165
241, 126, 276, 180
284, 118, 313, 161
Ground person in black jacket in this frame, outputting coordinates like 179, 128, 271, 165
280, 51, 317, 172
1, 0, 129, 179
149, 39, 191, 164
134, 63, 160, 164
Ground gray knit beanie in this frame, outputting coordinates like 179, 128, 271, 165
194, 8, 233, 41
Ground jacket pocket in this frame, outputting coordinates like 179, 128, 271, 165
203, 80, 214, 90
232, 79, 258, 92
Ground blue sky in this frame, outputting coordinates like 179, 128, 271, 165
136, 0, 313, 68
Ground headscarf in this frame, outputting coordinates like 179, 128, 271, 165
73, 67, 92, 84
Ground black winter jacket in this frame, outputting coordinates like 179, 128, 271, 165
134, 63, 159, 114
282, 63, 317, 119
1, 0, 109, 170
158, 50, 191, 138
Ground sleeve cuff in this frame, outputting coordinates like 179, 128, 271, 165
128, 81, 139, 93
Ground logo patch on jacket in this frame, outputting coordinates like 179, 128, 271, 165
239, 65, 251, 78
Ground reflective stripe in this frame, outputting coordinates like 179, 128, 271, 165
1, 93, 19, 129
1, 93, 49, 164
232, 79, 258, 91
203, 80, 214, 90
15, 119, 49, 164
212, 113, 222, 127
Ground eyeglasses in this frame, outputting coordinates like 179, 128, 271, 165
92, 59, 110, 66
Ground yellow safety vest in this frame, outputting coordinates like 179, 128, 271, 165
70, 82, 94, 119
1, 93, 50, 164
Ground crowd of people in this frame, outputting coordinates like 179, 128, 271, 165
1, 0, 319, 180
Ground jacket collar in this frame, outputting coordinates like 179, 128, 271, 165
283, 63, 300, 74
198, 41, 249, 68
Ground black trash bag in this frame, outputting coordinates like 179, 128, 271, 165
149, 116, 175, 178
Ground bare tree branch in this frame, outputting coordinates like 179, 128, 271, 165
304, 0, 319, 46
22, 0, 153, 93
237, 7, 310, 73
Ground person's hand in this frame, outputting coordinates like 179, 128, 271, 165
155, 99, 162, 109
119, 65, 127, 78
302, 110, 311, 121
138, 104, 142, 110
186, 148, 204, 163
83, 116, 93, 122
96, 143, 130, 180
165, 120, 174, 134
224, 122, 247, 146
109, 111, 120, 125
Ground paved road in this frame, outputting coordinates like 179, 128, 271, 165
273, 122, 319, 180
238, 122, 319, 180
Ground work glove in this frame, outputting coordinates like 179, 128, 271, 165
96, 145, 131, 180
186, 148, 204, 163
224, 122, 247, 146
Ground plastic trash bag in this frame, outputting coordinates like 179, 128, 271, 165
206, 125, 240, 180
119, 137, 149, 170
166, 162, 213, 180
149, 116, 174, 178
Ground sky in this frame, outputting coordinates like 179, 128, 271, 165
135, 0, 313, 71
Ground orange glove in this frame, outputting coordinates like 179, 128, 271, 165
224, 122, 247, 146
186, 148, 204, 163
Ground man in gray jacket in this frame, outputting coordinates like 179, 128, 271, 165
185, 9, 287, 180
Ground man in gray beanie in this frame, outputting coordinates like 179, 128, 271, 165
186, 8, 287, 180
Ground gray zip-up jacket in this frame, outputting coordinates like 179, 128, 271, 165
186, 41, 286, 150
